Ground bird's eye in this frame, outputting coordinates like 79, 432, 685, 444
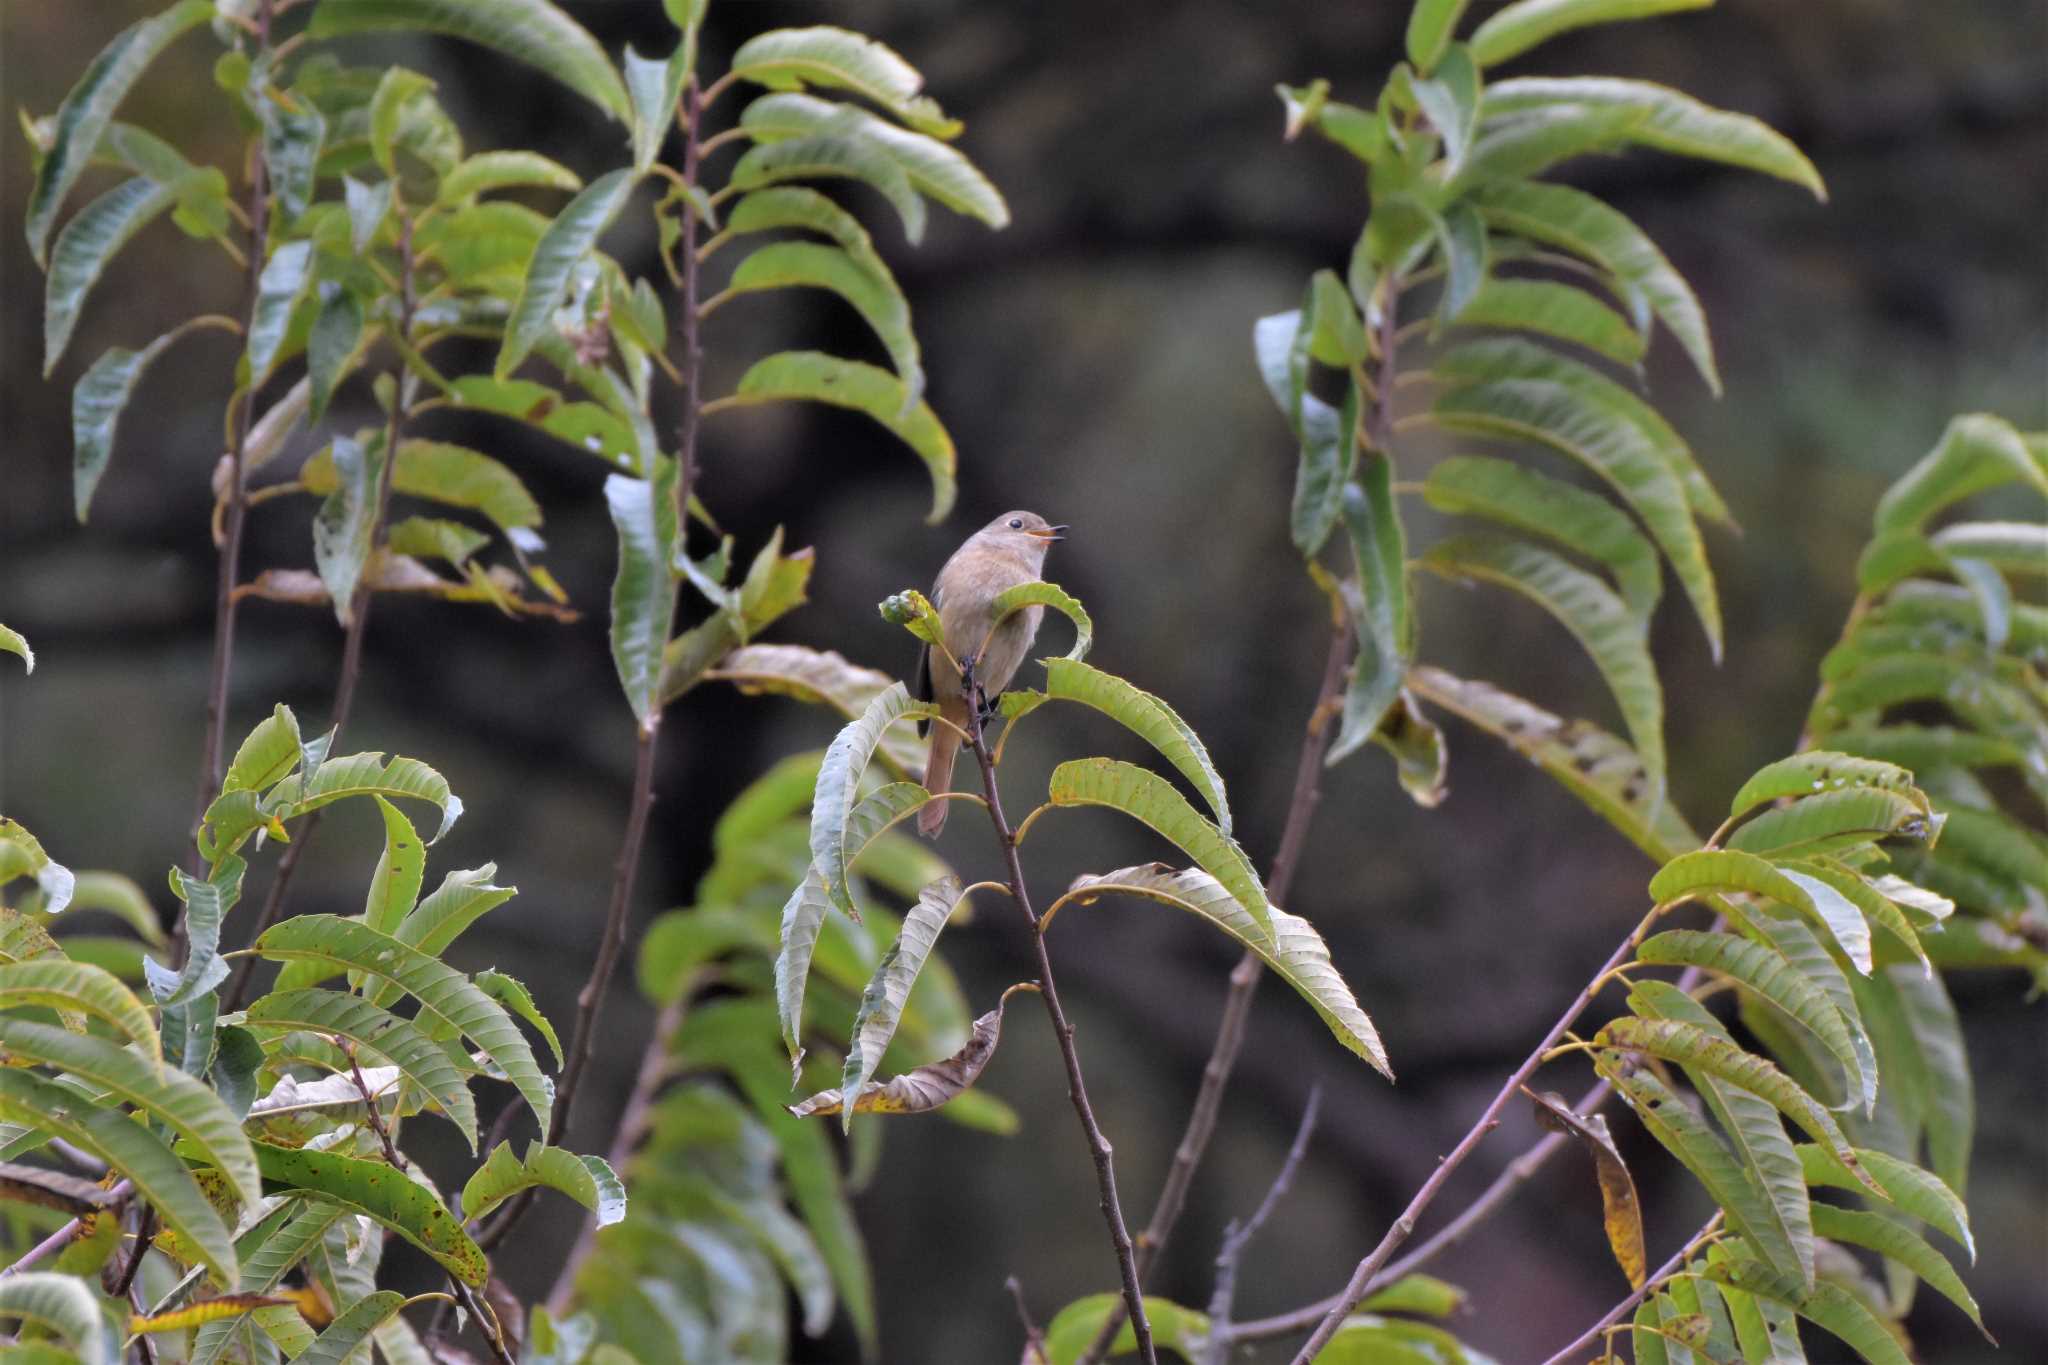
1008, 518, 1023, 529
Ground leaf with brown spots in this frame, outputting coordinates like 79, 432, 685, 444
1526, 1086, 1647, 1289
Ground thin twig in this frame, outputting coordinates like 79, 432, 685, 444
1008, 1276, 1050, 1365
1284, 913, 1656, 1363
1203, 1086, 1321, 1364
1537, 1215, 1721, 1365
543, 994, 685, 1315
2, 1181, 130, 1277
961, 673, 1157, 1365
222, 212, 419, 1013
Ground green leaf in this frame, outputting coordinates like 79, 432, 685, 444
252, 1140, 484, 1286
739, 92, 1007, 231
390, 863, 515, 963
23, 0, 211, 266
1438, 335, 1732, 529
252, 915, 549, 1134
1423, 532, 1664, 802
1424, 455, 1660, 621
838, 876, 965, 1131
1453, 277, 1645, 366
295, 1291, 405, 1365
460, 1142, 625, 1226
497, 168, 640, 379
1809, 1204, 1985, 1334
474, 970, 561, 1068
0, 1067, 236, 1283
1483, 77, 1825, 197
1433, 200, 1490, 321
0, 960, 157, 1058
0, 1274, 107, 1363
1409, 666, 1694, 860
1599, 1062, 1801, 1287
1728, 753, 1920, 825
1308, 269, 1369, 367
72, 328, 183, 522
1471, 0, 1712, 67
1431, 363, 1723, 654
250, 66, 325, 222
1703, 1253, 1911, 1365
1856, 967, 1973, 1195
242, 988, 477, 1150
1873, 413, 2045, 533
777, 783, 933, 1061
306, 289, 364, 425
1599, 1016, 1881, 1195
311, 431, 383, 626
1406, 0, 1472, 73
722, 185, 891, 268
385, 516, 489, 571
1790, 862, 1926, 975
444, 375, 638, 469
1039, 658, 1230, 834
42, 176, 175, 376
718, 352, 957, 523
150, 862, 239, 1007
1048, 759, 1277, 945
308, 0, 629, 120
1062, 863, 1389, 1076
723, 241, 922, 407
1651, 850, 1874, 973
728, 130, 926, 244
1331, 458, 1413, 765
1041, 1293, 1213, 1364
1451, 102, 1644, 191
437, 150, 581, 204
810, 684, 937, 919
622, 45, 682, 175
604, 462, 681, 727
316, 439, 541, 535
1628, 981, 1817, 1291
0, 625, 30, 673
262, 749, 462, 844
1253, 308, 1355, 557
1413, 45, 1481, 175
0, 1018, 262, 1207
0, 819, 76, 916
1725, 787, 1935, 860
243, 240, 315, 392
1637, 930, 1873, 1115
1476, 180, 1718, 392
1796, 1144, 1974, 1261
729, 26, 961, 137
990, 581, 1093, 663
693, 645, 920, 773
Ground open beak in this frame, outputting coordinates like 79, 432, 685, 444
1029, 524, 1069, 542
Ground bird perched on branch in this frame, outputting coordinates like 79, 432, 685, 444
915, 510, 1067, 837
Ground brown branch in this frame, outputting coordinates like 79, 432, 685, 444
1538, 1215, 1720, 1365
1285, 915, 1655, 1363
2, 1181, 130, 1277
223, 212, 419, 1013
543, 994, 684, 1315
960, 673, 1157, 1365
1008, 1275, 1051, 1365
192, 0, 278, 846
1203, 1086, 1321, 1363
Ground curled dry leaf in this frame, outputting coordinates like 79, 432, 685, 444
1526, 1086, 1647, 1290
234, 557, 579, 622
788, 982, 1038, 1120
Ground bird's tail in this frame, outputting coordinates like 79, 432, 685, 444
918, 726, 958, 838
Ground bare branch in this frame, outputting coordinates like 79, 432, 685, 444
1203, 1086, 1321, 1363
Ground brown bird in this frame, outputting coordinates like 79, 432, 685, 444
915, 510, 1067, 837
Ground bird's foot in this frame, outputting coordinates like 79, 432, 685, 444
975, 687, 1000, 727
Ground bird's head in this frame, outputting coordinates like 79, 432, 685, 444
977, 510, 1066, 560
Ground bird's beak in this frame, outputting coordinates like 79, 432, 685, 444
1029, 524, 1069, 542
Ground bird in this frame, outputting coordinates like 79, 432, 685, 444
915, 510, 1067, 837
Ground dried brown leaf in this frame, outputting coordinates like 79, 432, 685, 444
1527, 1086, 1647, 1289
788, 983, 1037, 1119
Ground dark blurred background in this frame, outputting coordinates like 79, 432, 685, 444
2, 1, 2043, 1360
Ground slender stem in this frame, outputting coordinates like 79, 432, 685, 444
447, 1277, 519, 1365
1008, 1276, 1050, 1365
2, 1181, 129, 1276
1537, 1216, 1720, 1365
961, 678, 1157, 1365
543, 994, 685, 1315
1285, 918, 1653, 1363
192, 0, 278, 850
1202, 1087, 1321, 1364
222, 213, 418, 1014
